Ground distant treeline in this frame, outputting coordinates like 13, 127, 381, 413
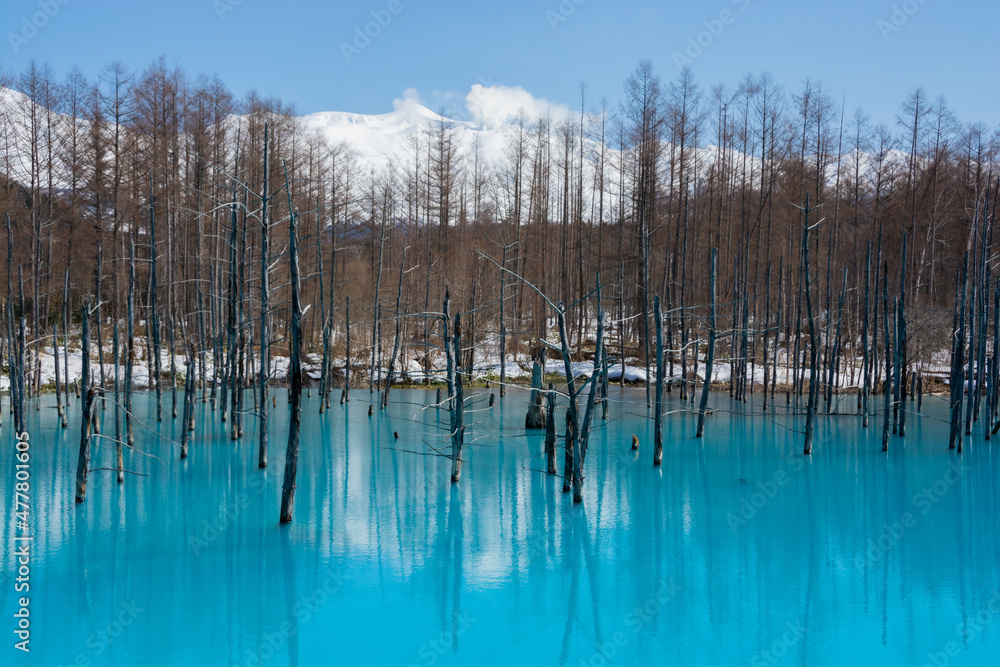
0, 57, 997, 399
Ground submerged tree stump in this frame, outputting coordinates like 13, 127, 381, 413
525, 346, 547, 429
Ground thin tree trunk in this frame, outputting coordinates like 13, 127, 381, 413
75, 302, 96, 503
803, 197, 820, 456
180, 352, 195, 459
545, 382, 557, 474
862, 243, 871, 426
344, 296, 351, 402
279, 200, 304, 524
451, 312, 465, 483
149, 176, 163, 422
653, 295, 664, 465
114, 321, 123, 483
697, 249, 717, 438
125, 234, 136, 448
258, 124, 271, 469
573, 309, 604, 502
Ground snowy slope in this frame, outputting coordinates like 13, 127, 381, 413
0, 83, 912, 210
296, 96, 510, 174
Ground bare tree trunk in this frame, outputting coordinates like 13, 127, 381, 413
862, 243, 871, 426
653, 295, 664, 465
573, 310, 604, 502
279, 200, 304, 524
545, 382, 557, 474
950, 259, 967, 450
382, 238, 407, 408
451, 313, 465, 483
802, 197, 820, 456
53, 322, 64, 426
884, 278, 894, 451
499, 244, 508, 398
826, 267, 847, 414
697, 249, 717, 438
94, 244, 106, 407
442, 291, 465, 483
258, 124, 271, 469
75, 302, 96, 503
125, 234, 135, 448
762, 263, 771, 412
149, 176, 163, 422
180, 352, 195, 459
368, 205, 388, 408
114, 321, 123, 483
344, 296, 351, 402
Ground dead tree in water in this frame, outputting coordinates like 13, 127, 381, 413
450, 312, 465, 483
559, 278, 608, 499
6, 215, 18, 432
113, 321, 123, 483
12, 317, 26, 435
950, 257, 968, 451
619, 263, 626, 388
572, 308, 605, 502
499, 243, 509, 398
317, 193, 331, 413
826, 267, 847, 414
861, 243, 871, 427
545, 382, 557, 474
149, 176, 163, 422
800, 196, 823, 456
368, 203, 389, 410
233, 192, 250, 440
125, 233, 136, 448
279, 194, 304, 524
172, 312, 180, 418
600, 340, 610, 421
382, 237, 407, 408
53, 320, 64, 427
0, 337, 5, 430
17, 272, 27, 409
964, 285, 976, 438
696, 249, 717, 438
897, 234, 909, 437
882, 272, 892, 452
761, 262, 771, 412
442, 291, 466, 483
75, 302, 98, 503
343, 296, 351, 403
990, 286, 1000, 436
258, 124, 272, 469
484, 253, 606, 502
550, 278, 607, 502
220, 182, 239, 424
653, 295, 664, 465
180, 347, 195, 459
94, 244, 106, 406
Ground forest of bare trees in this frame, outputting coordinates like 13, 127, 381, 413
0, 56, 997, 437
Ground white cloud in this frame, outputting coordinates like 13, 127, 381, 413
389, 84, 572, 129
392, 87, 423, 111
465, 84, 570, 129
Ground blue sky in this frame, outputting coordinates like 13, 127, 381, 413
1, 0, 997, 129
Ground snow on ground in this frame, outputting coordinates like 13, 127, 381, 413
6, 340, 956, 395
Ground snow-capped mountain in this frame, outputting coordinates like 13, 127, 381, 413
0, 82, 907, 207
297, 96, 509, 175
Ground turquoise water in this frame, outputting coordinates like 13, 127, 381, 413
2, 388, 999, 666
